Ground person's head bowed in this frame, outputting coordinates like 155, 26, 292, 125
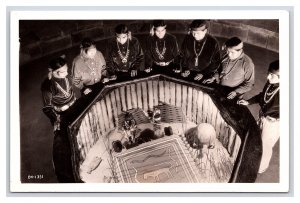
48, 56, 68, 79
224, 37, 244, 60
189, 20, 209, 41
80, 38, 97, 59
115, 24, 132, 45
150, 20, 167, 39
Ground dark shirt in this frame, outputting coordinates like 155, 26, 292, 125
106, 37, 144, 75
41, 76, 76, 123
180, 34, 220, 77
248, 82, 279, 119
145, 33, 180, 68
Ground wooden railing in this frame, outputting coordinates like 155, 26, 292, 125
68, 74, 262, 183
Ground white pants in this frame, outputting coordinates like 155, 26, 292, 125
258, 116, 280, 172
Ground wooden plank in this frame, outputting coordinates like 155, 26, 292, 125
164, 81, 170, 104
126, 85, 132, 110
210, 97, 216, 125
119, 86, 127, 112
181, 85, 187, 116
95, 102, 105, 135
175, 83, 181, 107
210, 100, 218, 128
196, 90, 204, 124
158, 80, 165, 104
141, 81, 148, 111
78, 125, 87, 160
206, 96, 212, 124
80, 116, 90, 156
101, 99, 110, 133
232, 135, 241, 160
110, 91, 118, 127
90, 105, 101, 140
86, 110, 97, 145
169, 82, 176, 106
136, 82, 143, 109
153, 80, 159, 106
130, 84, 138, 109
114, 89, 122, 116
187, 87, 193, 121
147, 80, 154, 110
202, 93, 209, 123
227, 127, 236, 156
215, 112, 222, 140
192, 89, 198, 123
222, 124, 230, 151
105, 94, 114, 129
85, 113, 94, 148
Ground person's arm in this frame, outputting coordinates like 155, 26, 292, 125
179, 35, 189, 72
247, 92, 262, 104
171, 35, 181, 71
234, 60, 255, 95
105, 40, 117, 76
201, 40, 221, 77
98, 51, 107, 77
144, 36, 153, 69
130, 39, 145, 71
71, 57, 84, 89
41, 80, 58, 125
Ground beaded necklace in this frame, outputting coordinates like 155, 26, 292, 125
155, 40, 166, 60
55, 78, 70, 98
116, 40, 130, 63
193, 38, 207, 67
264, 84, 279, 103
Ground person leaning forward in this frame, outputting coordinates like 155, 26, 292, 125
41, 56, 76, 183
180, 20, 221, 83
204, 37, 255, 100
105, 24, 144, 82
144, 20, 181, 77
72, 38, 108, 97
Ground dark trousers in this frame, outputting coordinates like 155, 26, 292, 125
52, 125, 75, 183
52, 95, 96, 183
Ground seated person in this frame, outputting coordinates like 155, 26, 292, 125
41, 56, 77, 183
204, 37, 255, 100
106, 24, 144, 82
180, 20, 220, 83
144, 20, 181, 76
72, 38, 108, 96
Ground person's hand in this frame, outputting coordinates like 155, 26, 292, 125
203, 77, 215, 84
173, 69, 181, 73
227, 91, 237, 99
194, 73, 203, 81
145, 67, 152, 73
237, 99, 249, 105
131, 70, 137, 77
181, 70, 190, 77
83, 88, 92, 95
102, 77, 109, 83
109, 75, 117, 80
60, 105, 69, 111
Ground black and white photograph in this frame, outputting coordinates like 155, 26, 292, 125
9, 9, 290, 192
